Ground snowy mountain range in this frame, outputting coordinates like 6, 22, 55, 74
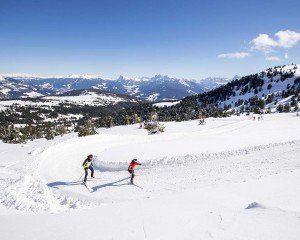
0, 74, 230, 101
0, 76, 55, 99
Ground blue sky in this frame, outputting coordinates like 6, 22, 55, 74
0, 0, 300, 79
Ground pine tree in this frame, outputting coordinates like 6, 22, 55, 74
78, 120, 97, 137
267, 83, 272, 90
276, 104, 284, 113
284, 104, 291, 112
290, 96, 297, 107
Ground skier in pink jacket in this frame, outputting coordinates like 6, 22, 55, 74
128, 159, 142, 184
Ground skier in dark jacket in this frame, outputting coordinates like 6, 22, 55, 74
82, 154, 94, 183
128, 159, 142, 184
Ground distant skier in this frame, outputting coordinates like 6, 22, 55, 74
82, 154, 94, 183
128, 159, 142, 184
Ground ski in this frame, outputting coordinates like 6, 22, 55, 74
132, 183, 143, 189
82, 182, 91, 192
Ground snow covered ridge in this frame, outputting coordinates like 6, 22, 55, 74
93, 140, 299, 171
219, 64, 300, 112
170, 63, 300, 114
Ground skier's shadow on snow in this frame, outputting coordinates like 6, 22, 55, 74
47, 181, 82, 189
91, 177, 131, 192
47, 177, 131, 192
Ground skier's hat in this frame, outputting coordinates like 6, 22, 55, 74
88, 154, 93, 158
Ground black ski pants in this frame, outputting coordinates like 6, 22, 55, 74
128, 169, 134, 183
84, 166, 94, 182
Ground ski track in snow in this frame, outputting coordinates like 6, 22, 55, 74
0, 113, 300, 240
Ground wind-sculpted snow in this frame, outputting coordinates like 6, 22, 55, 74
0, 159, 93, 213
245, 202, 265, 209
0, 143, 96, 213
1, 174, 80, 212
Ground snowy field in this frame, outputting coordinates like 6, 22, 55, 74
0, 91, 137, 110
0, 113, 300, 240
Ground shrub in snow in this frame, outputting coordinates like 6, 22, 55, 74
55, 125, 68, 136
198, 110, 206, 125
1, 125, 27, 144
45, 125, 55, 140
144, 121, 165, 134
199, 119, 206, 125
77, 120, 97, 137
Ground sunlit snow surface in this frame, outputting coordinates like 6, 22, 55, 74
0, 91, 136, 110
0, 113, 300, 240
153, 100, 181, 107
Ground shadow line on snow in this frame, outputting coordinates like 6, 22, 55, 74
47, 177, 131, 192
91, 177, 131, 192
47, 181, 83, 189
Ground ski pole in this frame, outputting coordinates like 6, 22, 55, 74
78, 173, 84, 181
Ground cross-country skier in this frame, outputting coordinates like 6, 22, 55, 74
82, 154, 94, 183
128, 159, 142, 184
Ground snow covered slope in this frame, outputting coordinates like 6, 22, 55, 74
0, 113, 299, 240
43, 89, 138, 106
217, 64, 300, 111
154, 64, 300, 117
0, 89, 140, 123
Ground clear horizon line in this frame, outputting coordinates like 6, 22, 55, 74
1, 62, 298, 80
0, 72, 233, 81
